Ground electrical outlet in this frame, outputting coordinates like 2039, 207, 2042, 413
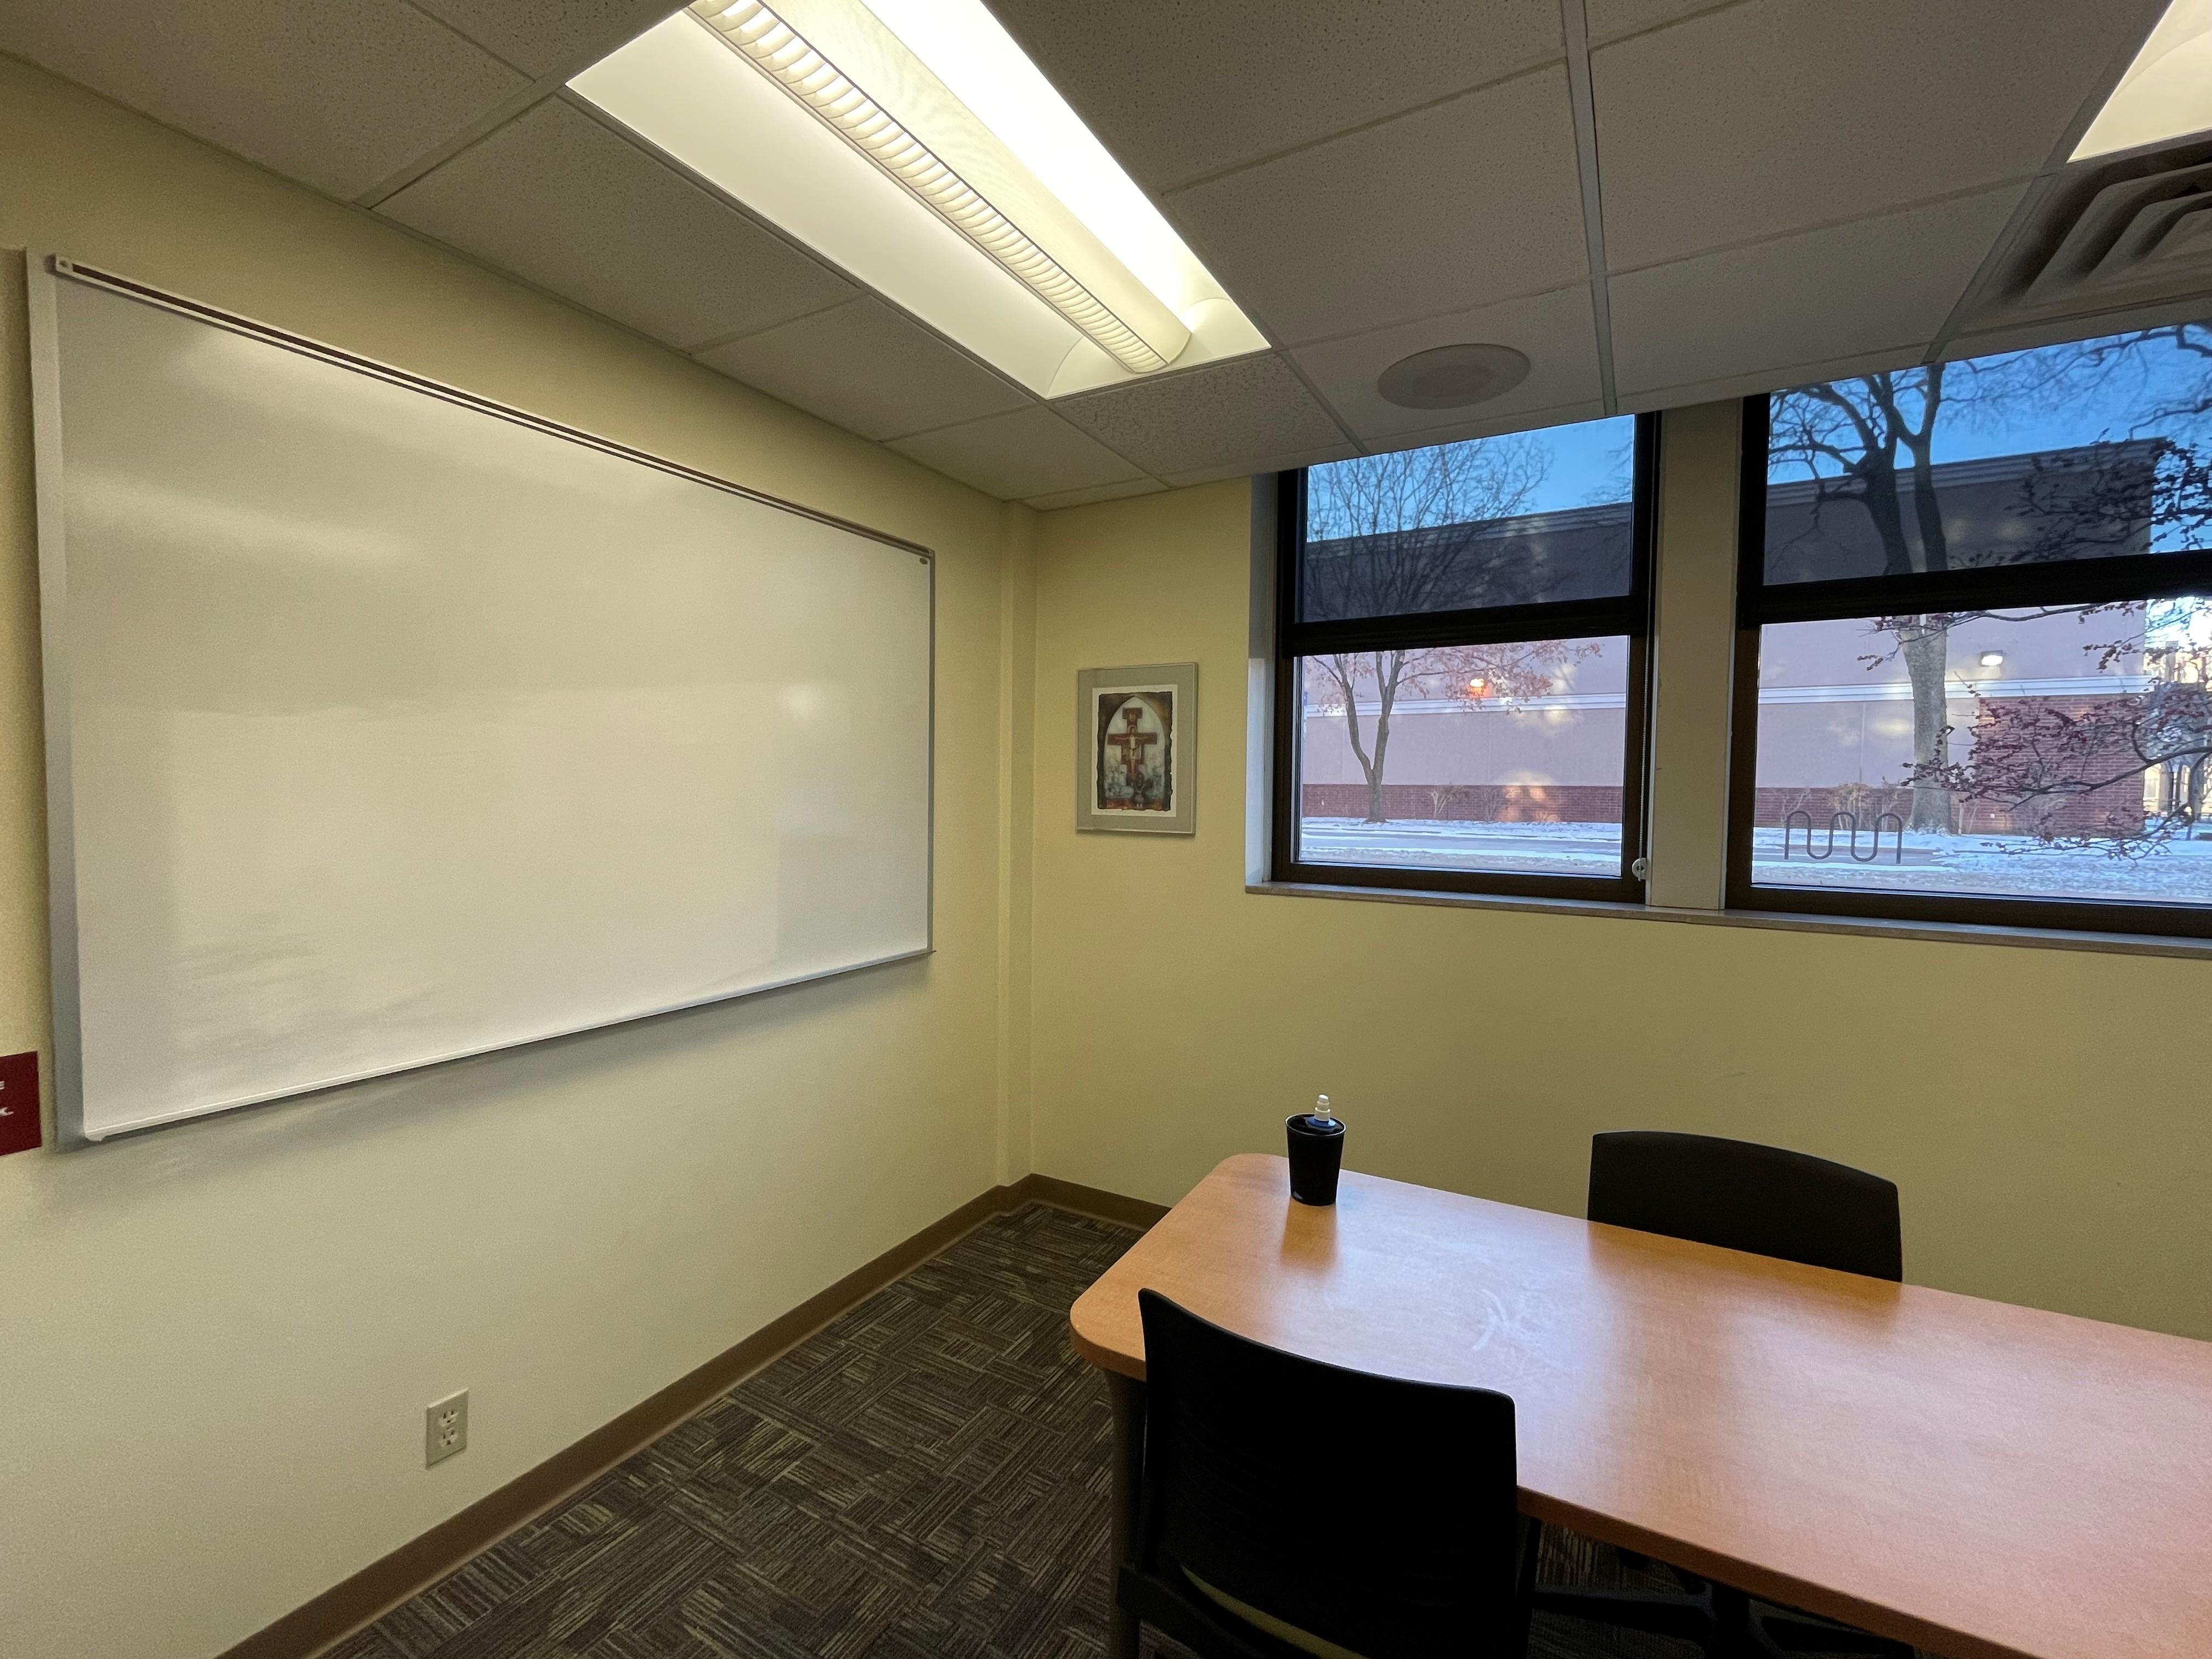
425, 1390, 467, 1467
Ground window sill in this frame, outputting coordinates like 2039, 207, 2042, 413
1243, 880, 2212, 961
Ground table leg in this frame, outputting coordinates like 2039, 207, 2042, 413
1106, 1372, 1147, 1659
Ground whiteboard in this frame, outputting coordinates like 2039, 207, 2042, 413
31, 261, 934, 1144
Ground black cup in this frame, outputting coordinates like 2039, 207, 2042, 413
1285, 1113, 1345, 1206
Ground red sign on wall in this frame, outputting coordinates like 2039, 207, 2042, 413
0, 1051, 41, 1155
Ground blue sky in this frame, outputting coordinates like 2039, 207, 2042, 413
1539, 326, 2212, 507
1769, 323, 2212, 471
1517, 415, 1636, 512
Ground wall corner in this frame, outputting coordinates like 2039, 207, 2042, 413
994, 500, 1038, 1184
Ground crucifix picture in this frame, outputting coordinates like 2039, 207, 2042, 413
1096, 691, 1172, 812
1075, 664, 1196, 834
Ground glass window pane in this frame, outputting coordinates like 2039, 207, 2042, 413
1764, 322, 2212, 585
1301, 416, 1637, 623
1748, 605, 2212, 905
1294, 637, 1629, 879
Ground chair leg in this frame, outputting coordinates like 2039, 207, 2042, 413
1711, 1585, 1767, 1659
1105, 1375, 1147, 1659
1513, 1516, 1541, 1658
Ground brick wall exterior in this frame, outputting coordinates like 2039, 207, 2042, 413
1305, 696, 2153, 836
1960, 695, 2152, 837
1752, 695, 2148, 836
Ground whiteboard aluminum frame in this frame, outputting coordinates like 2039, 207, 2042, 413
28, 252, 938, 1147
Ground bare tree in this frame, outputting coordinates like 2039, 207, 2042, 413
1771, 364, 1980, 829
1847, 327, 2212, 855
1767, 347, 2155, 831
1302, 438, 1605, 822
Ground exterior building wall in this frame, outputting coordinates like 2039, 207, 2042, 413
1302, 781, 1626, 821
1299, 705, 1626, 788
1299, 637, 1630, 819
1302, 609, 2152, 831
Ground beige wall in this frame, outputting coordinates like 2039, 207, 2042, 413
0, 58, 1027, 1659
1028, 481, 2212, 1345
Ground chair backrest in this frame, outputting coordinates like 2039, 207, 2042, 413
1588, 1130, 1902, 1282
1136, 1289, 1523, 1659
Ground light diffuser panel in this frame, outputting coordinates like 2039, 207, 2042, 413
570, 0, 1265, 397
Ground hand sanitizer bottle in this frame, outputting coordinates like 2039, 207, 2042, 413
1285, 1092, 1346, 1205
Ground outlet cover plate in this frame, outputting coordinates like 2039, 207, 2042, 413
426, 1390, 468, 1466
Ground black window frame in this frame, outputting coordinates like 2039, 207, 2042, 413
1728, 393, 2212, 939
1272, 414, 1660, 902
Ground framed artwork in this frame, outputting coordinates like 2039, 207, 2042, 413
1076, 663, 1196, 834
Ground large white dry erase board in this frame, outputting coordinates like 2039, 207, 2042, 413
30, 259, 934, 1144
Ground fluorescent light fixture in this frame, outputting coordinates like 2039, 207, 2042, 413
571, 0, 1263, 397
696, 1, 1178, 374
1979, 651, 2006, 668
2075, 0, 2212, 161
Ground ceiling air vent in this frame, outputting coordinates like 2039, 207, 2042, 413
1978, 134, 2212, 330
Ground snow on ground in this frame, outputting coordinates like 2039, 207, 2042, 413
1750, 826, 2212, 904
1299, 817, 2212, 904
1298, 819, 1622, 877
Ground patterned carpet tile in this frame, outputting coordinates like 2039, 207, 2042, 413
334, 1203, 1912, 1659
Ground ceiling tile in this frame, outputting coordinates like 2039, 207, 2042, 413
984, 0, 1561, 191
0, 0, 528, 199
1583, 0, 1731, 46
1594, 0, 2167, 270
1608, 186, 2024, 398
1166, 67, 1587, 346
1056, 355, 1345, 477
696, 299, 1030, 441
409, 0, 681, 78
889, 408, 1147, 500
381, 99, 853, 349
1615, 348, 1928, 416
1362, 400, 1610, 453
1161, 441, 1358, 489
1944, 292, 2212, 367
1290, 284, 1601, 442
1023, 479, 1169, 511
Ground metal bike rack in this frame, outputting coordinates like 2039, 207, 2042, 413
1780, 809, 1905, 865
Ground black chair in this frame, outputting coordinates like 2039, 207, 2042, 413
1587, 1131, 1903, 1282
1119, 1289, 1536, 1659
1537, 1131, 1910, 1659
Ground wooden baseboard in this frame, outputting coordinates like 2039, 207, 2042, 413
219, 1172, 1158, 1659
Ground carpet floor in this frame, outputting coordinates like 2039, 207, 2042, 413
330, 1203, 1909, 1659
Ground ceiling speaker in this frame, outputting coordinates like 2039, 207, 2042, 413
1375, 343, 1531, 410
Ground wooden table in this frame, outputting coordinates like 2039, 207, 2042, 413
1069, 1154, 2212, 1659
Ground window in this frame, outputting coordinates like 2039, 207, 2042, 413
1273, 415, 1655, 899
1731, 324, 2212, 936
